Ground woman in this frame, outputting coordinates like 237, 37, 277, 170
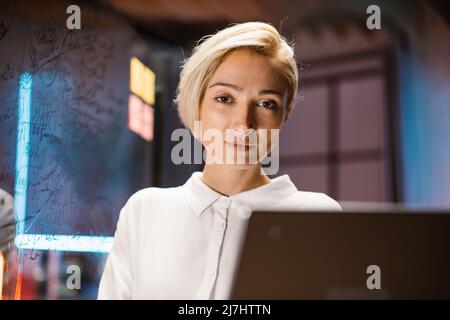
98, 21, 341, 300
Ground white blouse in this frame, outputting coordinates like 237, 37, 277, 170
97, 171, 342, 300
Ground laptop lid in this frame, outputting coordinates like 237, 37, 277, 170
230, 209, 450, 299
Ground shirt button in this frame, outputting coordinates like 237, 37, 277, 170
217, 222, 226, 230
208, 271, 217, 280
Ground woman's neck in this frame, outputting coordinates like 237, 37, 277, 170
201, 164, 271, 196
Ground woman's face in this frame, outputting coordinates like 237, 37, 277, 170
199, 48, 290, 168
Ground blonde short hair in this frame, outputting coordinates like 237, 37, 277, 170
175, 21, 299, 131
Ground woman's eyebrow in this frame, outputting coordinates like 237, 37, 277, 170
209, 81, 283, 97
208, 81, 243, 91
258, 89, 283, 97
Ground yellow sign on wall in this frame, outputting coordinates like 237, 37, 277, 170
130, 57, 155, 105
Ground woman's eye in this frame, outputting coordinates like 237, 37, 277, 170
257, 100, 278, 109
215, 96, 233, 104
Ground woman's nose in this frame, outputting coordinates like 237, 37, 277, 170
230, 101, 256, 130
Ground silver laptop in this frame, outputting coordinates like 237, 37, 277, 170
230, 208, 450, 299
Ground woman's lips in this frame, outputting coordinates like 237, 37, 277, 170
225, 141, 257, 151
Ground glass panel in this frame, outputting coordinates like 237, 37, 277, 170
280, 85, 328, 156
338, 77, 385, 151
338, 160, 385, 202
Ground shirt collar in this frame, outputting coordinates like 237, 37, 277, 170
183, 171, 298, 217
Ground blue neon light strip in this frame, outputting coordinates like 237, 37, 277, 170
15, 234, 113, 253
14, 73, 32, 236
13, 73, 113, 253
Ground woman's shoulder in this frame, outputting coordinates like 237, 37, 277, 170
275, 190, 343, 211
132, 184, 185, 202
121, 185, 186, 215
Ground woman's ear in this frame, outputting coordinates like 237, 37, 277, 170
284, 102, 294, 122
